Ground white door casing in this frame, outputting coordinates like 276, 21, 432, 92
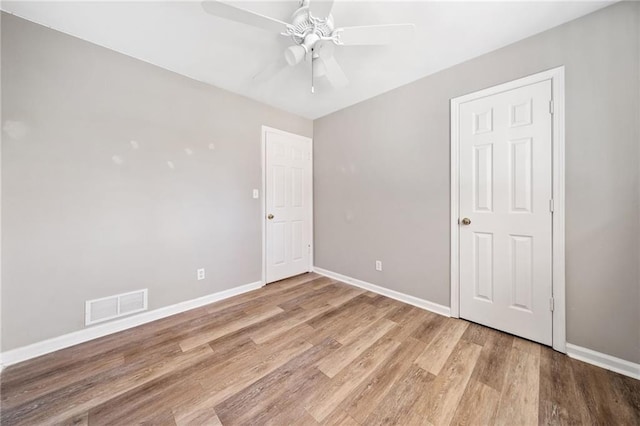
451, 67, 566, 351
263, 126, 313, 284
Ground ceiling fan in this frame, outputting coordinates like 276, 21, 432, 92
201, 0, 415, 92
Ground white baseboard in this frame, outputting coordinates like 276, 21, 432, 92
4, 275, 636, 382
313, 267, 640, 380
0, 280, 264, 368
566, 343, 640, 380
313, 266, 451, 317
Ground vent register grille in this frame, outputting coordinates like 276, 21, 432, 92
85, 289, 148, 325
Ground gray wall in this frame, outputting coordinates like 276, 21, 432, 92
1, 13, 312, 351
314, 1, 640, 363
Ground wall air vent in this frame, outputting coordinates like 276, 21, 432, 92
85, 289, 148, 326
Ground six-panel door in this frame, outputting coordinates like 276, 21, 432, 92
459, 80, 553, 345
265, 130, 312, 283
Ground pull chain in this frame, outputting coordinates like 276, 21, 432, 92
311, 50, 315, 94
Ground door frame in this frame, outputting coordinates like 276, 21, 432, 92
449, 66, 566, 352
261, 125, 314, 285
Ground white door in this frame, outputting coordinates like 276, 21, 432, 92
458, 80, 553, 345
265, 128, 312, 283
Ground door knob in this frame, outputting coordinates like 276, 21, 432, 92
267, 214, 274, 220
461, 218, 471, 225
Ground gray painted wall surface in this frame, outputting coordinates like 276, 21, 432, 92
1, 13, 312, 351
314, 2, 640, 363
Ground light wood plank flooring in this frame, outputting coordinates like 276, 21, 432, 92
1, 273, 638, 425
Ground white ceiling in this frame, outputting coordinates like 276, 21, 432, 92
2, 1, 614, 119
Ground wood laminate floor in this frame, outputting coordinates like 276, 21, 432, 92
1, 273, 638, 425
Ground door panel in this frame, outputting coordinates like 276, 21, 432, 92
474, 232, 494, 302
265, 130, 312, 283
510, 138, 533, 212
510, 234, 533, 311
474, 144, 494, 212
459, 79, 553, 345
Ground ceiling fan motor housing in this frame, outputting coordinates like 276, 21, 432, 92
290, 6, 334, 45
284, 6, 335, 66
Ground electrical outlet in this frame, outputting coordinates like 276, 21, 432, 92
375, 260, 383, 271
197, 268, 205, 280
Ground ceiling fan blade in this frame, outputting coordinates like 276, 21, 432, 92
317, 56, 348, 88
313, 39, 336, 59
335, 23, 415, 45
201, 0, 290, 33
308, 0, 335, 19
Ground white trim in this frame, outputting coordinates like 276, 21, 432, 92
261, 126, 314, 285
450, 96, 461, 318
566, 343, 640, 380
550, 68, 566, 353
310, 152, 315, 275
313, 266, 451, 317
261, 127, 267, 285
450, 66, 566, 352
0, 34, 3, 373
0, 280, 263, 368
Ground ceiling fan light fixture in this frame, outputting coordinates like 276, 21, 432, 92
284, 45, 306, 66
285, 32, 320, 66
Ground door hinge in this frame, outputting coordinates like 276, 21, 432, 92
549, 100, 554, 114
549, 297, 555, 312
549, 199, 554, 213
